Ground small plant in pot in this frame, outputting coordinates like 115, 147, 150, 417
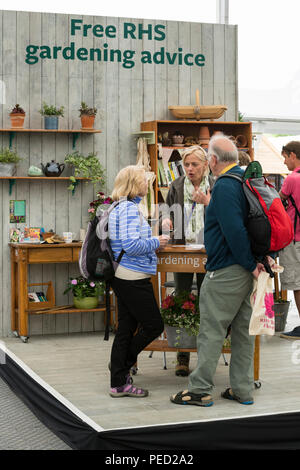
79, 102, 97, 129
0, 148, 22, 176
63, 276, 104, 310
39, 102, 64, 130
64, 151, 106, 192
161, 291, 200, 348
10, 104, 26, 128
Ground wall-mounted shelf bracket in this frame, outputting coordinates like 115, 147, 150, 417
9, 132, 16, 149
9, 179, 16, 195
132, 131, 155, 145
72, 133, 79, 149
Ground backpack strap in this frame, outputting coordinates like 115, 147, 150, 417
287, 169, 300, 243
218, 173, 243, 183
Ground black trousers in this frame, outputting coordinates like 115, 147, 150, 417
110, 277, 164, 387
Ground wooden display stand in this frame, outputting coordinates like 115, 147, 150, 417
9, 242, 117, 342
140, 120, 253, 205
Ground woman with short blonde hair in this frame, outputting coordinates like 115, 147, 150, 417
108, 165, 168, 398
111, 165, 146, 201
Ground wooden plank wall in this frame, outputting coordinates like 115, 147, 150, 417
0, 10, 238, 337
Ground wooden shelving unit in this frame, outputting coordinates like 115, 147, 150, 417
140, 120, 253, 204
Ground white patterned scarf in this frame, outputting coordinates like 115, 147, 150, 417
183, 176, 210, 244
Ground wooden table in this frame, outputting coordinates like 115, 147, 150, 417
148, 245, 261, 386
9, 242, 115, 342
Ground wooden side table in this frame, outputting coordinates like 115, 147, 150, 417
9, 243, 116, 342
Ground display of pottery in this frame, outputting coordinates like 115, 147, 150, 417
172, 131, 184, 146
168, 89, 227, 121
236, 134, 248, 148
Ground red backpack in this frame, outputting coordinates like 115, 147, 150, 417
219, 161, 294, 257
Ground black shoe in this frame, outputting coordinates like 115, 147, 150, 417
280, 326, 300, 340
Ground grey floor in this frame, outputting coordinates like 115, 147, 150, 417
0, 376, 71, 450
1, 294, 300, 435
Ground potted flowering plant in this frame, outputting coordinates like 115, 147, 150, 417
63, 276, 104, 310
161, 291, 200, 348
88, 191, 113, 220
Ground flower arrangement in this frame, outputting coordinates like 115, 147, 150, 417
63, 276, 104, 299
161, 291, 200, 337
88, 191, 113, 220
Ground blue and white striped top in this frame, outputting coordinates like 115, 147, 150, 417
108, 197, 160, 275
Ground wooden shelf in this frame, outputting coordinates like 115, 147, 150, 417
0, 127, 101, 150
0, 176, 91, 195
0, 128, 101, 133
26, 304, 109, 315
144, 339, 231, 354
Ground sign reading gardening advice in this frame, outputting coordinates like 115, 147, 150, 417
25, 19, 205, 69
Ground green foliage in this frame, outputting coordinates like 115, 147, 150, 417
238, 111, 245, 122
0, 147, 22, 163
161, 291, 200, 337
64, 151, 106, 191
39, 102, 64, 117
63, 276, 104, 299
79, 101, 97, 116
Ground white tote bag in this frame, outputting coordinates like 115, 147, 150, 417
249, 272, 275, 336
249, 265, 284, 336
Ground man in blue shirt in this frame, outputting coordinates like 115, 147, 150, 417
171, 134, 264, 407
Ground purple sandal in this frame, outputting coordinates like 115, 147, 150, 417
109, 384, 149, 398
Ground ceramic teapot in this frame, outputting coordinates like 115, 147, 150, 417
41, 160, 65, 177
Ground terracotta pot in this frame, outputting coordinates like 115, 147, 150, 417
81, 115, 95, 129
198, 126, 210, 140
10, 113, 25, 128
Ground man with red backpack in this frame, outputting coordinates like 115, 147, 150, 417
279, 141, 300, 340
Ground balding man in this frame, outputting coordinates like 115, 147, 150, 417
171, 134, 264, 407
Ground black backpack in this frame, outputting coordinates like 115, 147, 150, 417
79, 200, 125, 340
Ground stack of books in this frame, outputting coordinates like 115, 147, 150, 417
28, 291, 47, 303
157, 159, 185, 187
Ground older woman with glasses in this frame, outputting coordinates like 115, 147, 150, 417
161, 145, 214, 376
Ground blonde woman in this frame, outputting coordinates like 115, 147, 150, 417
108, 165, 168, 398
161, 146, 214, 376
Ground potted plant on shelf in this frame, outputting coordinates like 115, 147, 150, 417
88, 191, 113, 220
161, 291, 200, 348
79, 102, 97, 129
10, 104, 26, 128
0, 148, 22, 176
64, 151, 106, 192
63, 276, 104, 310
39, 102, 64, 130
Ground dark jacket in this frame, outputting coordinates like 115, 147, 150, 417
204, 166, 256, 273
160, 175, 214, 245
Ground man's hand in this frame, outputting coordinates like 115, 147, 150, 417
192, 188, 211, 206
252, 262, 265, 279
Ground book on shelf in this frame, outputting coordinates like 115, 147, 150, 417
28, 291, 47, 303
28, 292, 40, 303
171, 162, 180, 179
168, 162, 175, 180
157, 160, 168, 186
